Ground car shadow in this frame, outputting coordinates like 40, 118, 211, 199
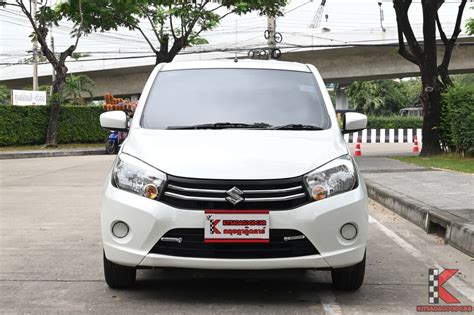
124, 268, 335, 305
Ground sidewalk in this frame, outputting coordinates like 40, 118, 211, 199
357, 157, 474, 257
0, 147, 105, 160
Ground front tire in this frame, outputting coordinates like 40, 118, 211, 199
105, 139, 118, 155
103, 252, 136, 289
331, 252, 366, 291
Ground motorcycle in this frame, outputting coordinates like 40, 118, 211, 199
105, 131, 127, 154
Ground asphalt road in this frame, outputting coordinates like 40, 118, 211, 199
0, 156, 472, 314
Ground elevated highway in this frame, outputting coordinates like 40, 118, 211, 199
1, 38, 473, 107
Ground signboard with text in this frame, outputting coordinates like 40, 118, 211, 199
11, 90, 47, 106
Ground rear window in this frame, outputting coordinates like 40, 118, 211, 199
141, 68, 331, 130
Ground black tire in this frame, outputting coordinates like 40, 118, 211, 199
103, 252, 136, 289
331, 252, 366, 291
105, 139, 118, 155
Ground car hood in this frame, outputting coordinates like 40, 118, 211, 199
122, 129, 348, 180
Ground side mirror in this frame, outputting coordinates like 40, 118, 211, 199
100, 111, 128, 131
342, 112, 367, 134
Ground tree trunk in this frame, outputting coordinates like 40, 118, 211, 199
420, 76, 443, 156
155, 37, 184, 65
155, 53, 174, 65
45, 67, 67, 147
419, 1, 442, 157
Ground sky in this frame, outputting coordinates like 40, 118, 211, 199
0, 0, 473, 79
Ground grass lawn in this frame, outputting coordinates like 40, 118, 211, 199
0, 143, 104, 152
394, 155, 474, 174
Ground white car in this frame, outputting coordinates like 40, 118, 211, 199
100, 60, 368, 290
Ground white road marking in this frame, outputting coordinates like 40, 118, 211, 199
369, 215, 474, 303
318, 291, 343, 315
368, 216, 423, 259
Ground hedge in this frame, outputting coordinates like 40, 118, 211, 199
0, 105, 107, 146
367, 116, 423, 129
440, 85, 474, 155
0, 105, 425, 146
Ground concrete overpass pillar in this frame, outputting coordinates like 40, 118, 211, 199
335, 86, 348, 110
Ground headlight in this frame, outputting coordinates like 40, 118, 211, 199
304, 155, 356, 201
112, 154, 166, 199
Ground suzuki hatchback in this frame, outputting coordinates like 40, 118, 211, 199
100, 60, 368, 290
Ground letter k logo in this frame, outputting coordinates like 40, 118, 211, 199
439, 269, 460, 304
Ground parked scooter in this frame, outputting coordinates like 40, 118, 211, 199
105, 131, 127, 154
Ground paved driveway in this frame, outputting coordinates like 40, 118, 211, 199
1, 156, 472, 313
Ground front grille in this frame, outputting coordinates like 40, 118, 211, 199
160, 175, 310, 210
150, 229, 319, 259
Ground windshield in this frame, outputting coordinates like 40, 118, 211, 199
141, 68, 331, 130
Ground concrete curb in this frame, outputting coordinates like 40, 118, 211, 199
365, 179, 474, 257
0, 148, 106, 160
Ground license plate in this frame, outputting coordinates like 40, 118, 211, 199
204, 210, 270, 243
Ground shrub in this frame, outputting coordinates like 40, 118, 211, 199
0, 84, 9, 105
366, 116, 423, 129
440, 85, 474, 155
0, 105, 107, 146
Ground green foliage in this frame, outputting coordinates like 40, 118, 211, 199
467, 6, 473, 35
71, 52, 91, 60
328, 90, 336, 106
366, 116, 423, 129
347, 79, 421, 116
0, 85, 10, 105
63, 74, 95, 105
0, 105, 107, 146
440, 84, 474, 155
452, 73, 474, 86
59, 0, 288, 62
394, 155, 474, 174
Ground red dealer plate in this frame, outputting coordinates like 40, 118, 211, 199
204, 210, 270, 243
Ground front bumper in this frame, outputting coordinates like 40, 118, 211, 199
102, 176, 368, 270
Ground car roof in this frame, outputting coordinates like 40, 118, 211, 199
160, 59, 311, 72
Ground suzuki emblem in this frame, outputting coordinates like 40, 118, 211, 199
225, 186, 244, 205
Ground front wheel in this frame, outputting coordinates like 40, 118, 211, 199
105, 139, 118, 155
331, 252, 366, 291
103, 252, 136, 289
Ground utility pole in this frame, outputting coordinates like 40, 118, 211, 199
266, 16, 276, 60
32, 0, 38, 90
50, 26, 55, 96
378, 2, 386, 32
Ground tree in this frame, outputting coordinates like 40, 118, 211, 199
347, 81, 385, 115
393, 0, 468, 156
347, 79, 420, 116
0, 0, 85, 147
61, 0, 287, 65
467, 6, 473, 34
63, 74, 94, 105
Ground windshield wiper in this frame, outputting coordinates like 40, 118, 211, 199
167, 122, 271, 130
271, 124, 324, 130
